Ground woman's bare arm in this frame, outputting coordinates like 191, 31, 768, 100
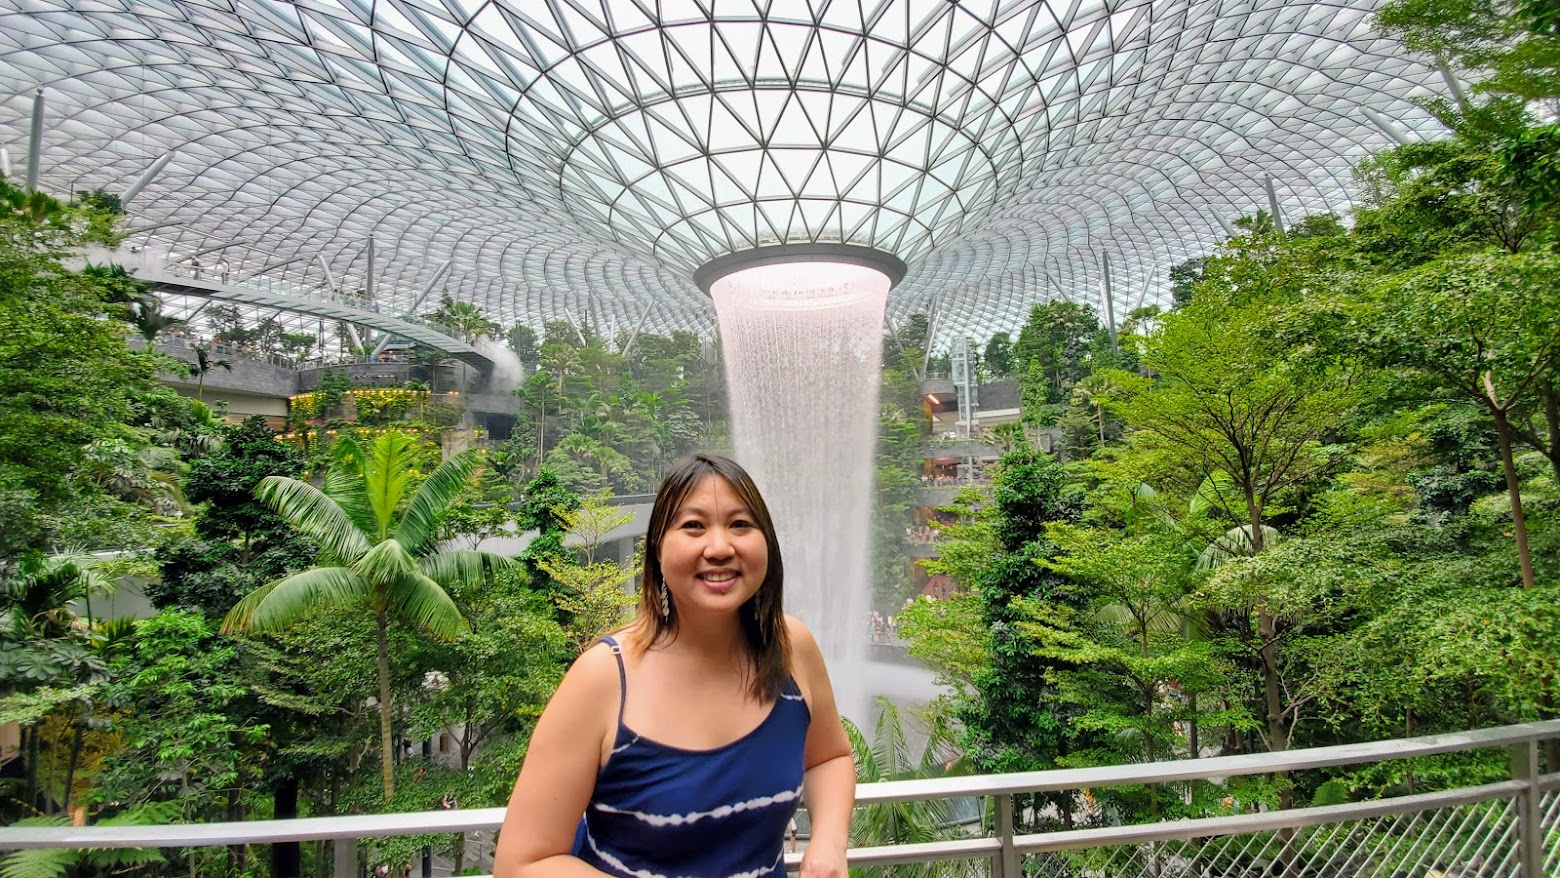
788, 617, 856, 878
493, 643, 618, 878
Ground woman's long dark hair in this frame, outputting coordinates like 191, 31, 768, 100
627, 453, 791, 701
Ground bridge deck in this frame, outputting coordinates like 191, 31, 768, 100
83, 248, 493, 373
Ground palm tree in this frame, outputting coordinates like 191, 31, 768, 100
222, 431, 511, 799
133, 301, 184, 345
845, 698, 972, 878
128, 297, 184, 350
553, 433, 636, 491
2, 551, 118, 814
440, 299, 501, 344
4, 186, 61, 225
535, 344, 582, 457
1072, 370, 1130, 448
193, 347, 232, 400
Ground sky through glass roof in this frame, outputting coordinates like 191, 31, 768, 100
0, 0, 1452, 346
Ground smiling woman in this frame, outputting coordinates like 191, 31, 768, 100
494, 453, 856, 878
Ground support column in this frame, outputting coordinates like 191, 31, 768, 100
374, 260, 450, 358
1265, 176, 1287, 235
365, 239, 377, 311
1212, 210, 1236, 238
994, 794, 1019, 878
25, 89, 45, 193
1438, 55, 1471, 109
320, 252, 362, 351
920, 295, 942, 378
122, 153, 174, 206
1363, 108, 1413, 147
1100, 252, 1119, 353
332, 838, 357, 878
316, 254, 338, 295
619, 300, 658, 360
1511, 741, 1542, 878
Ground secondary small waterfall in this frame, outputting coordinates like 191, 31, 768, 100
710, 261, 891, 723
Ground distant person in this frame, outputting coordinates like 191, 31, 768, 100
494, 453, 854, 878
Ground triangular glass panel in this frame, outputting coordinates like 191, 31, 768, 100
756, 200, 792, 241
769, 93, 817, 147
828, 151, 875, 192
831, 100, 876, 151
715, 149, 763, 193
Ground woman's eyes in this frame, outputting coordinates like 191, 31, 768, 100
676, 519, 754, 530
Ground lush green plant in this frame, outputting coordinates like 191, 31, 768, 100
222, 431, 511, 799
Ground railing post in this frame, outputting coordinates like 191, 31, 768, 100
994, 794, 1018, 878
1510, 740, 1541, 878
332, 836, 358, 878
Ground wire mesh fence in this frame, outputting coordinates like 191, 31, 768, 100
1024, 796, 1526, 878
1541, 787, 1558, 877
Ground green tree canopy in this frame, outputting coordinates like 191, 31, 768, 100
223, 431, 511, 799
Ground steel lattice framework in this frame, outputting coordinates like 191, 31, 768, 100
0, 0, 1452, 345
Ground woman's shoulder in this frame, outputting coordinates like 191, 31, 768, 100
550, 639, 624, 712
783, 614, 818, 649
783, 615, 826, 683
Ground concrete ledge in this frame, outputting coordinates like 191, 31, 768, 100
145, 341, 299, 398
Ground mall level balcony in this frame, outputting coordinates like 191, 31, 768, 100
3, 720, 1557, 877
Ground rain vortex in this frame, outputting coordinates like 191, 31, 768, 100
711, 261, 891, 723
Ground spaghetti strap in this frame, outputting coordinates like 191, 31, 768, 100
599, 635, 627, 723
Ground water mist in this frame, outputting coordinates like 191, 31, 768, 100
709, 259, 892, 723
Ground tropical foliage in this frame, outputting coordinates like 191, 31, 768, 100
222, 431, 510, 799
4, 3, 1560, 873
897, 2, 1560, 834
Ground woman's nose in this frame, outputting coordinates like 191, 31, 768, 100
703, 527, 733, 557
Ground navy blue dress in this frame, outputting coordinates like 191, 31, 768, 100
572, 636, 810, 878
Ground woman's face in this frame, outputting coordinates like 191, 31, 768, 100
657, 473, 769, 622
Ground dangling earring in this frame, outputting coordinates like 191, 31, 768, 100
658, 580, 671, 619
751, 595, 768, 640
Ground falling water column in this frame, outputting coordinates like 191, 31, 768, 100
701, 248, 903, 723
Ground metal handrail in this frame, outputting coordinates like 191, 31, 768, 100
3, 719, 1557, 877
857, 719, 1560, 804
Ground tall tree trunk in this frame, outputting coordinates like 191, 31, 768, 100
22, 725, 39, 813
1144, 684, 1160, 820
1258, 610, 1287, 759
376, 601, 397, 800
61, 720, 85, 815
1188, 692, 1199, 759
1246, 501, 1293, 818
1491, 407, 1536, 588
228, 792, 247, 874
272, 776, 301, 878
1543, 382, 1560, 489
184, 762, 197, 878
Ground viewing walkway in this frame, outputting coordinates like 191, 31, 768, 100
81, 246, 493, 374
4, 719, 1556, 878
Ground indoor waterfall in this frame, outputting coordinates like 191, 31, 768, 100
710, 259, 895, 723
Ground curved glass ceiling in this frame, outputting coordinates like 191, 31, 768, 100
0, 0, 1451, 345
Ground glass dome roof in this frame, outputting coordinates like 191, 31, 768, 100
0, 0, 1451, 345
